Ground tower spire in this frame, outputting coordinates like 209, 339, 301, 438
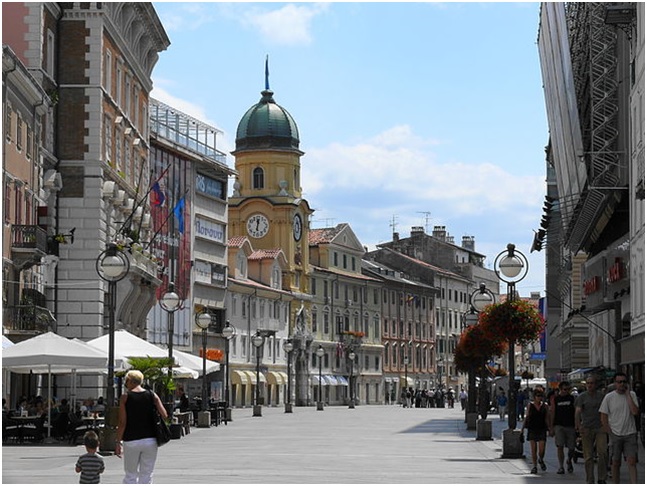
265, 55, 270, 90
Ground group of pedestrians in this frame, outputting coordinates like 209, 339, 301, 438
519, 372, 641, 484
400, 387, 456, 408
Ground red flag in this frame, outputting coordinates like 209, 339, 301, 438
151, 182, 165, 206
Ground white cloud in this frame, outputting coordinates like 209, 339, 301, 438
303, 125, 544, 218
155, 3, 214, 32
241, 3, 330, 46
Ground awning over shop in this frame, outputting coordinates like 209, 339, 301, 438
265, 371, 284, 385
323, 375, 338, 385
277, 371, 288, 383
399, 375, 415, 388
230, 370, 249, 385
311, 374, 324, 384
245, 370, 266, 385
336, 376, 349, 386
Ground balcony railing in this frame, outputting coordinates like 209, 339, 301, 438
3, 304, 56, 333
11, 225, 48, 253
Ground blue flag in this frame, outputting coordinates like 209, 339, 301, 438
173, 197, 185, 234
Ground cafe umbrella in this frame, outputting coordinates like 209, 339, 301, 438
2, 332, 109, 439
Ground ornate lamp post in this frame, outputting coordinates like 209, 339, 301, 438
316, 345, 324, 411
494, 243, 528, 458
96, 243, 129, 452
403, 355, 410, 403
348, 350, 356, 409
195, 311, 212, 428
222, 321, 235, 421
283, 339, 294, 413
160, 283, 181, 406
466, 283, 495, 430
252, 333, 265, 417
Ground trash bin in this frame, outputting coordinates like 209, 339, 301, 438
169, 423, 183, 440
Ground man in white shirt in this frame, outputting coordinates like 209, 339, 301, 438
599, 372, 640, 484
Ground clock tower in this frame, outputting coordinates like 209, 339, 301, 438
229, 74, 313, 298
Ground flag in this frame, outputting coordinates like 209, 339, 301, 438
173, 197, 185, 234
151, 182, 165, 206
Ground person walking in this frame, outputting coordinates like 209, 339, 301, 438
599, 372, 640, 484
459, 388, 468, 411
115, 370, 168, 484
520, 387, 550, 474
75, 431, 105, 484
549, 381, 577, 474
575, 377, 608, 484
496, 389, 507, 421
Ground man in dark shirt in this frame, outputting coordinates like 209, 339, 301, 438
550, 381, 576, 474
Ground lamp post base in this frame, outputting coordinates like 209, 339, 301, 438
316, 401, 324, 411
476, 419, 492, 440
253, 405, 262, 417
348, 400, 355, 409
225, 407, 233, 422
284, 403, 293, 413
197, 411, 211, 428
501, 429, 524, 458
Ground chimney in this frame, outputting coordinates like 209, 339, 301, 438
530, 292, 541, 300
411, 226, 424, 237
446, 235, 455, 245
393, 232, 399, 242
432, 225, 446, 240
461, 236, 475, 251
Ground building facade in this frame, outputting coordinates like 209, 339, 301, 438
538, 2, 644, 386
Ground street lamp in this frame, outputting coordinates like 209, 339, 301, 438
96, 243, 129, 452
467, 283, 495, 425
348, 350, 356, 409
403, 355, 410, 404
96, 243, 129, 408
252, 333, 265, 417
282, 339, 294, 413
316, 345, 324, 411
160, 283, 181, 406
494, 243, 528, 458
195, 311, 212, 428
222, 321, 235, 421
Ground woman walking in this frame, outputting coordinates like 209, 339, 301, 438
520, 387, 550, 474
115, 370, 168, 483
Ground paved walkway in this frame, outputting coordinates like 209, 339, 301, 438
2, 405, 644, 484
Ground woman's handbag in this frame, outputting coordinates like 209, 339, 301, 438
149, 390, 171, 446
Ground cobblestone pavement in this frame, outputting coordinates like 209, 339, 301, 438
2, 404, 644, 484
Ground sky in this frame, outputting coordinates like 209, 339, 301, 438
150, 1, 549, 296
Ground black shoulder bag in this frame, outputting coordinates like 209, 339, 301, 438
149, 390, 171, 446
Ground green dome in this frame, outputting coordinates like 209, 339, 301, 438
235, 89, 300, 151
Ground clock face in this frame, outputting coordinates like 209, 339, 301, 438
293, 213, 303, 241
247, 214, 270, 238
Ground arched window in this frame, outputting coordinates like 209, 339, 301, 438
253, 167, 264, 189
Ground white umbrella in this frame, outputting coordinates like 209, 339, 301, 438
2, 335, 14, 349
86, 330, 170, 363
174, 349, 220, 375
2, 332, 108, 438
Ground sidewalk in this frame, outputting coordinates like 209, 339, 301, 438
2, 405, 644, 484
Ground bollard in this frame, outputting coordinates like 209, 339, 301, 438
476, 419, 492, 440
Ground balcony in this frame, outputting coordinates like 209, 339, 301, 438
3, 304, 56, 336
11, 225, 48, 270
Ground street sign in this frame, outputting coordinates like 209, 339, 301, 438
530, 352, 546, 361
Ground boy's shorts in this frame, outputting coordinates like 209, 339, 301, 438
554, 425, 576, 448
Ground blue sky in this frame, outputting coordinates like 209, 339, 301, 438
151, 1, 548, 296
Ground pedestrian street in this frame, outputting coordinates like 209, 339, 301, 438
2, 404, 644, 484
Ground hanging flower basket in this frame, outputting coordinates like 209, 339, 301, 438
478, 299, 545, 346
454, 323, 506, 373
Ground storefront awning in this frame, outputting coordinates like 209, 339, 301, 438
277, 371, 288, 383
323, 375, 338, 385
230, 370, 249, 386
265, 371, 284, 385
245, 370, 266, 385
567, 367, 596, 381
336, 376, 349, 386
311, 374, 324, 384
